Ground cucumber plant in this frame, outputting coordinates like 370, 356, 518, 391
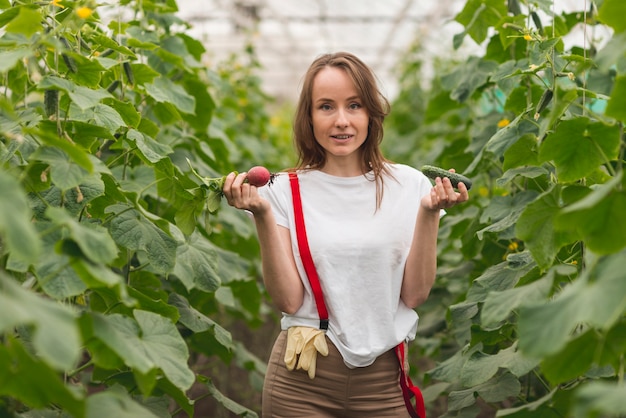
385, 0, 626, 417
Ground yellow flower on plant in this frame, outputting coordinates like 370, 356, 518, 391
523, 34, 532, 41
497, 118, 510, 128
76, 6, 93, 19
51, 0, 65, 8
508, 241, 519, 251
478, 186, 489, 197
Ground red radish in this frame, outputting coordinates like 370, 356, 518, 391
247, 166, 271, 187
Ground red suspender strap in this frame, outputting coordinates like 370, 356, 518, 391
288, 172, 329, 330
395, 342, 427, 418
289, 172, 425, 417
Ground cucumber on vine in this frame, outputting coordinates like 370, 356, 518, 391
421, 165, 472, 190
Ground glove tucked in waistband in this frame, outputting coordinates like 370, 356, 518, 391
284, 326, 329, 379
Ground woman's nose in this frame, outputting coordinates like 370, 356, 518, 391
335, 109, 349, 127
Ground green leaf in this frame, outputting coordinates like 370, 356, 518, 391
106, 204, 177, 274
0, 338, 84, 417
91, 34, 137, 58
0, 170, 40, 264
518, 252, 626, 357
0, 274, 81, 370
441, 56, 499, 103
103, 98, 141, 128
477, 192, 539, 239
171, 231, 221, 292
573, 381, 626, 416
539, 117, 621, 182
69, 103, 126, 131
31, 146, 90, 191
86, 387, 160, 418
45, 206, 118, 264
198, 375, 259, 418
67, 86, 112, 110
126, 129, 173, 164
144, 76, 196, 114
123, 62, 160, 86
0, 47, 30, 72
466, 251, 537, 303
36, 250, 87, 299
597, 0, 626, 33
606, 75, 626, 122
5, 6, 42, 37
91, 313, 154, 373
516, 185, 577, 268
460, 344, 539, 387
454, 0, 508, 45
448, 372, 521, 411
556, 173, 626, 255
540, 330, 598, 385
64, 53, 107, 88
482, 270, 555, 327
486, 114, 538, 158
169, 293, 233, 350
134, 310, 195, 391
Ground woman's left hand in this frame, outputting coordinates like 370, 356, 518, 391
421, 170, 469, 211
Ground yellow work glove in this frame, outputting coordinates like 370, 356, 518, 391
284, 326, 329, 379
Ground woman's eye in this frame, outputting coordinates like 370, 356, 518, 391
349, 102, 362, 109
320, 104, 332, 110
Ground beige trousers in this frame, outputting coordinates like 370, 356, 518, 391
262, 330, 409, 418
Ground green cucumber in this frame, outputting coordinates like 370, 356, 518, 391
421, 165, 472, 190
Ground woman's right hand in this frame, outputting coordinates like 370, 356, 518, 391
222, 171, 271, 215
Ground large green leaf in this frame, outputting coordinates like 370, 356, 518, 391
67, 86, 112, 110
448, 372, 521, 410
45, 206, 118, 264
171, 231, 221, 292
605, 74, 626, 122
540, 330, 598, 385
556, 173, 626, 255
4, 6, 42, 37
0, 274, 81, 370
597, 0, 626, 33
106, 204, 177, 274
466, 251, 536, 303
477, 191, 539, 239
516, 185, 577, 268
481, 269, 556, 327
69, 103, 126, 131
169, 293, 233, 350
144, 76, 195, 114
454, 0, 508, 46
518, 252, 626, 357
573, 381, 626, 417
198, 375, 259, 418
0, 170, 40, 264
31, 146, 90, 191
441, 56, 499, 103
85, 388, 160, 418
0, 47, 30, 72
91, 310, 195, 393
0, 338, 84, 417
539, 117, 620, 182
460, 344, 539, 387
126, 129, 173, 164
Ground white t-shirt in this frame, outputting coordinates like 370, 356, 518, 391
258, 163, 439, 368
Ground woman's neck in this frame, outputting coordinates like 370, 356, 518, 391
319, 156, 366, 177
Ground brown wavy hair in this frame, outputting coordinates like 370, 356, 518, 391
292, 52, 393, 207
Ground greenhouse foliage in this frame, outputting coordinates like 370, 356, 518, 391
0, 0, 625, 417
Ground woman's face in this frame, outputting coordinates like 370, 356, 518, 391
310, 67, 369, 166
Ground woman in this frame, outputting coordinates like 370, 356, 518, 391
223, 52, 469, 417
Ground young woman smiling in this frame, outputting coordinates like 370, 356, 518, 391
223, 52, 469, 417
